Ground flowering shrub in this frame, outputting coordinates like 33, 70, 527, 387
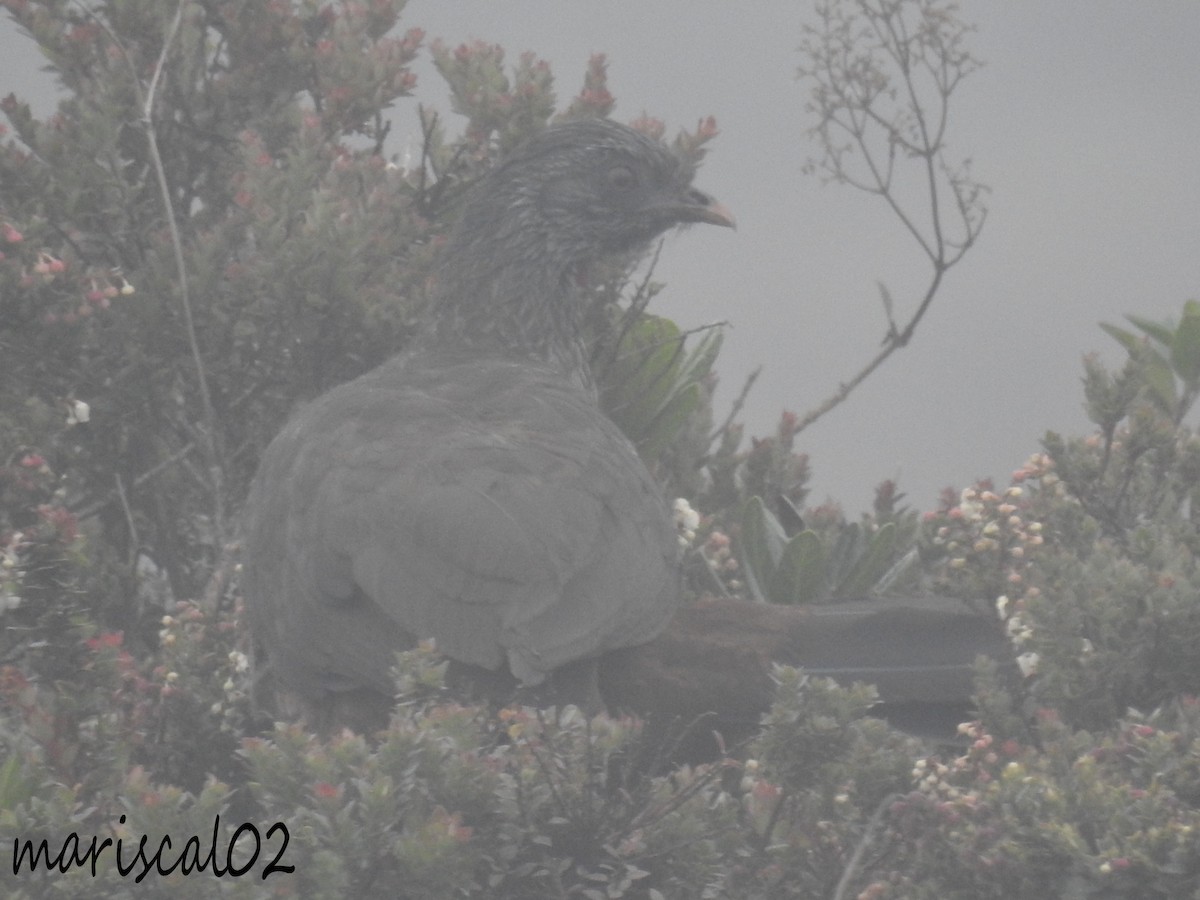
920, 480, 1045, 603
917, 313, 1200, 735
869, 703, 1200, 899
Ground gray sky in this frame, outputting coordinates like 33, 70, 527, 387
3, 2, 1198, 513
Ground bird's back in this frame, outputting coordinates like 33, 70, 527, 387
242, 346, 681, 709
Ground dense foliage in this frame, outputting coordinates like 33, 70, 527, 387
2, 2, 1198, 898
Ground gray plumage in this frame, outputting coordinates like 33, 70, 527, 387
242, 119, 733, 721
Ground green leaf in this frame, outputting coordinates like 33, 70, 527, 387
610, 316, 686, 435
0, 754, 38, 813
769, 529, 827, 604
1168, 299, 1200, 388
639, 381, 701, 461
825, 522, 863, 587
601, 315, 723, 461
1099, 322, 1141, 355
740, 496, 787, 602
1101, 322, 1178, 415
673, 326, 722, 391
1141, 346, 1179, 415
836, 521, 898, 597
1124, 313, 1176, 349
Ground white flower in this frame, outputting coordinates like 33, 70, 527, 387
1005, 614, 1033, 643
672, 497, 700, 532
67, 399, 90, 425
1016, 652, 1039, 677
958, 489, 984, 521
672, 498, 700, 546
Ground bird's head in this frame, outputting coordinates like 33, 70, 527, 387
520, 118, 734, 255
451, 118, 734, 275
430, 118, 733, 370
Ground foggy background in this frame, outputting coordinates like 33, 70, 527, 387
3, 1, 1198, 514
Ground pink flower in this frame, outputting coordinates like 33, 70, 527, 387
85, 631, 125, 651
312, 781, 341, 800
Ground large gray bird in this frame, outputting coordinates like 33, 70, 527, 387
242, 118, 734, 728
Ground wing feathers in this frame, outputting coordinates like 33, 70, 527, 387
247, 355, 679, 693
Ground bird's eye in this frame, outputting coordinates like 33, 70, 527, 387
606, 165, 637, 192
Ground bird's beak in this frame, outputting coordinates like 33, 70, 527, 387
675, 188, 737, 229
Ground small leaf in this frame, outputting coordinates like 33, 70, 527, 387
1140, 346, 1179, 415
1125, 313, 1176, 349
0, 754, 38, 812
1168, 299, 1200, 387
1099, 322, 1141, 355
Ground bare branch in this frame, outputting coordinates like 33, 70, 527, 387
794, 0, 988, 435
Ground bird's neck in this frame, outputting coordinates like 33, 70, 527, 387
424, 233, 597, 391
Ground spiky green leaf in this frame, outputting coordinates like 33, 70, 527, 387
1124, 313, 1176, 349
1168, 299, 1200, 388
740, 496, 787, 602
835, 521, 898, 597
769, 529, 827, 605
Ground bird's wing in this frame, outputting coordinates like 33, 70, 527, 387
245, 356, 679, 694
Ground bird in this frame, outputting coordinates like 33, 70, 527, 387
242, 117, 1012, 746
241, 117, 736, 730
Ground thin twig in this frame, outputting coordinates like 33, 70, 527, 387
140, 1, 226, 549
591, 240, 667, 374
832, 792, 899, 900
757, 785, 790, 851
200, 541, 240, 614
71, 441, 197, 521
113, 473, 139, 569
709, 365, 761, 442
